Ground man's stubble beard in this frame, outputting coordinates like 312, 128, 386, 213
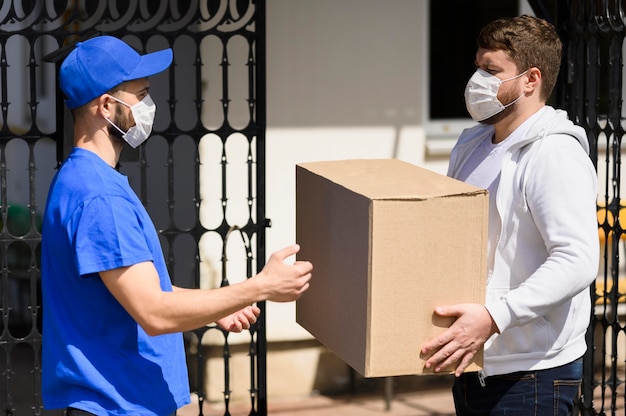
480, 80, 524, 125
107, 103, 132, 144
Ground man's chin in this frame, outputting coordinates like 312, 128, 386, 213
479, 107, 514, 125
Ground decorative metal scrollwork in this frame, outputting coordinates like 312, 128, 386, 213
0, 0, 257, 34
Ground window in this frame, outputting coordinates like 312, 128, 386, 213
426, 0, 531, 140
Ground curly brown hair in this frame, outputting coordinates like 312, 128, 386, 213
477, 15, 562, 101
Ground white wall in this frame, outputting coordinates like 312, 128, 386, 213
263, 0, 434, 340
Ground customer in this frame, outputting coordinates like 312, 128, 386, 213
421, 15, 598, 415
41, 35, 312, 416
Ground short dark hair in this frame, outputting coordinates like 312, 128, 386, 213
477, 15, 562, 101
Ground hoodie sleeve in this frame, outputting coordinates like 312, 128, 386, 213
486, 132, 599, 331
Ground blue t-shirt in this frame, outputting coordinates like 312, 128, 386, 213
41, 148, 190, 415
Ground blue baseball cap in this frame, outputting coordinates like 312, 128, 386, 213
60, 36, 173, 109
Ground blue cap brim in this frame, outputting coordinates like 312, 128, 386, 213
125, 48, 173, 81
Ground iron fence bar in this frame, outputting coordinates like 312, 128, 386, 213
254, 1, 268, 414
551, 0, 626, 414
531, 0, 626, 414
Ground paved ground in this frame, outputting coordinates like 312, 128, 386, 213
177, 372, 626, 416
178, 376, 457, 416
179, 389, 456, 416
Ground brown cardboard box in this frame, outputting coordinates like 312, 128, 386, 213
295, 159, 488, 378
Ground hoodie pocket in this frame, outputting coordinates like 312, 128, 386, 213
488, 316, 555, 357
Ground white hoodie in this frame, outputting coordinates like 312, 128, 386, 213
448, 106, 599, 376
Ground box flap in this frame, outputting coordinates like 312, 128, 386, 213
296, 159, 485, 200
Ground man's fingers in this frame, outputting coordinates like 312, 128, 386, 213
242, 306, 259, 321
227, 319, 243, 332
294, 260, 313, 276
272, 244, 300, 262
434, 305, 463, 318
422, 331, 452, 355
426, 344, 477, 375
455, 351, 476, 377
426, 349, 455, 372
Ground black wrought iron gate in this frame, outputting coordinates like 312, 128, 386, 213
547, 0, 626, 414
0, 1, 268, 415
4, 0, 626, 415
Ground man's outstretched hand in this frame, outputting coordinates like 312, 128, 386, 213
216, 305, 261, 332
255, 244, 313, 303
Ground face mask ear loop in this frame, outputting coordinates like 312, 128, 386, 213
498, 69, 529, 111
106, 94, 131, 108
503, 92, 525, 109
104, 116, 127, 136
102, 94, 130, 134
103, 94, 133, 137
501, 69, 529, 84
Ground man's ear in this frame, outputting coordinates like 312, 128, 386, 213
525, 67, 541, 93
97, 94, 115, 119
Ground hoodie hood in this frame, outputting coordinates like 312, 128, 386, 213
524, 106, 590, 155
448, 106, 590, 179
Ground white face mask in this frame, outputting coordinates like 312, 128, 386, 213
105, 94, 156, 148
464, 69, 528, 122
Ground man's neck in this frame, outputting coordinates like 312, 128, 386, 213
493, 103, 545, 143
74, 128, 122, 168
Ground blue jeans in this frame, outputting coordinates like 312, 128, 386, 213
452, 358, 582, 415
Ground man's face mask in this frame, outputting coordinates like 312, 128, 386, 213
105, 94, 156, 148
464, 68, 528, 122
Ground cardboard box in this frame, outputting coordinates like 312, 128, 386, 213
295, 159, 488, 378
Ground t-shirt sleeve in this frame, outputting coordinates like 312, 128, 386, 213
70, 195, 155, 276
